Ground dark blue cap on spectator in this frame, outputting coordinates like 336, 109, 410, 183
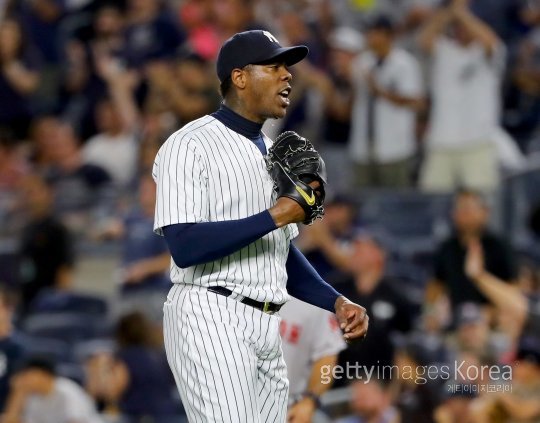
366, 15, 395, 32
216, 30, 309, 83
15, 355, 57, 375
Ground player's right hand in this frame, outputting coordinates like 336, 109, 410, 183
335, 296, 369, 342
269, 197, 307, 227
269, 181, 323, 227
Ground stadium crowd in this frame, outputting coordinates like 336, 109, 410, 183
1, 0, 540, 421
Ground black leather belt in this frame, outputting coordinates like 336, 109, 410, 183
207, 286, 282, 314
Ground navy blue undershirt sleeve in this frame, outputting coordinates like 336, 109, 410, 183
162, 210, 277, 268
286, 244, 342, 312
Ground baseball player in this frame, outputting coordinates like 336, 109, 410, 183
152, 30, 369, 422
280, 296, 347, 422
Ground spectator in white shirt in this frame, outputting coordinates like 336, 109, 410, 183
82, 98, 138, 188
82, 49, 140, 188
1, 357, 103, 423
349, 15, 425, 188
418, 0, 505, 192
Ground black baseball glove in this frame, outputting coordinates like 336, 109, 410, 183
265, 131, 327, 225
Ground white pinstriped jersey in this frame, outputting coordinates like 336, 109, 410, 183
153, 115, 298, 305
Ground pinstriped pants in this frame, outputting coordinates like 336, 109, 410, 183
163, 284, 289, 423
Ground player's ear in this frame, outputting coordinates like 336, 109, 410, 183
231, 68, 247, 90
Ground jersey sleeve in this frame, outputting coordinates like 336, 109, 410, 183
153, 136, 209, 235
310, 309, 347, 362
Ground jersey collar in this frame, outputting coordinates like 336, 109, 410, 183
211, 104, 263, 140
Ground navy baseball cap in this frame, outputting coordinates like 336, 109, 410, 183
365, 15, 395, 32
216, 30, 309, 83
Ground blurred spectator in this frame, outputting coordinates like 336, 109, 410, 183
418, 0, 504, 192
43, 121, 113, 234
349, 15, 425, 188
445, 302, 509, 365
0, 129, 28, 231
469, 0, 522, 44
278, 3, 324, 67
82, 97, 139, 188
335, 379, 400, 423
419, 300, 451, 338
402, 0, 444, 34
516, 260, 540, 296
333, 230, 414, 387
89, 5, 126, 57
520, 0, 540, 28
299, 27, 363, 190
280, 296, 346, 422
471, 337, 540, 423
433, 384, 477, 423
96, 175, 170, 324
28, 116, 61, 170
1, 356, 103, 423
277, 4, 326, 138
57, 38, 105, 140
296, 195, 357, 280
85, 312, 181, 423
122, 0, 185, 69
83, 346, 120, 419
509, 15, 540, 149
0, 17, 40, 139
0, 287, 26, 411
0, 129, 28, 190
464, 234, 540, 341
392, 332, 448, 423
144, 52, 220, 127
134, 108, 178, 182
82, 46, 141, 188
15, 0, 66, 113
178, 0, 220, 60
15, 0, 63, 65
59, 3, 127, 139
425, 189, 517, 314
211, 0, 267, 42
17, 174, 75, 313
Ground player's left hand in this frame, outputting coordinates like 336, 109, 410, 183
334, 296, 369, 342
287, 397, 316, 423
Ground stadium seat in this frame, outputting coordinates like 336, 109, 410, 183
20, 312, 111, 344
358, 190, 452, 257
28, 290, 109, 317
502, 162, 540, 253
14, 333, 73, 363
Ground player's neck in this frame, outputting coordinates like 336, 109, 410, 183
212, 103, 263, 139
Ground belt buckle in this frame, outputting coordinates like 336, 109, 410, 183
262, 302, 273, 314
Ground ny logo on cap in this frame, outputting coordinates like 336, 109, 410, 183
262, 31, 279, 43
